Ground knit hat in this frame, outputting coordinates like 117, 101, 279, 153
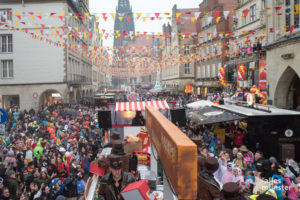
7, 170, 15, 177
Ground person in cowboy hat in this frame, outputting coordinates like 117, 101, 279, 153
220, 182, 250, 200
197, 157, 222, 200
98, 155, 135, 200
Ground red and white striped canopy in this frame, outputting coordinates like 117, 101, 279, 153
115, 101, 170, 112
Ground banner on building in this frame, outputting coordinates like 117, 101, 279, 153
237, 63, 246, 89
259, 58, 267, 90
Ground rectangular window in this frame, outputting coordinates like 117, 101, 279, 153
184, 63, 191, 74
262, 0, 266, 9
0, 35, 13, 53
0, 9, 12, 23
286, 0, 291, 31
1, 60, 13, 78
295, 0, 300, 29
250, 4, 257, 22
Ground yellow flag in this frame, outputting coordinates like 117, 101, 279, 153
162, 36, 165, 40
69, 34, 72, 39
14, 11, 20, 16
100, 33, 103, 39
176, 13, 181, 18
131, 36, 134, 40
85, 13, 90, 17
190, 17, 196, 23
119, 17, 123, 21
74, 16, 78, 19
14, 21, 19, 26
37, 12, 42, 16
61, 12, 65, 17
96, 16, 100, 21
54, 25, 59, 30
146, 36, 150, 40
296, 5, 300, 14
55, 34, 58, 38
216, 16, 221, 23
110, 13, 116, 19
30, 15, 35, 20
35, 23, 39, 27
75, 27, 79, 32
142, 17, 147, 22
136, 13, 142, 19
51, 30, 55, 35
157, 32, 161, 37
35, 30, 38, 34
84, 32, 87, 39
167, 17, 171, 20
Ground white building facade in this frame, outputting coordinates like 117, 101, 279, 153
0, 0, 101, 109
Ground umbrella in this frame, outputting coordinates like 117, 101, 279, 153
186, 100, 214, 109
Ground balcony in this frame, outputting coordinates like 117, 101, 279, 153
67, 74, 92, 85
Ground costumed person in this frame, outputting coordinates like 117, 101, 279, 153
232, 167, 245, 189
234, 152, 245, 170
33, 138, 44, 160
197, 157, 222, 200
98, 155, 136, 200
222, 163, 234, 184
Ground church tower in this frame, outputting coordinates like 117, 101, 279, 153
113, 0, 135, 48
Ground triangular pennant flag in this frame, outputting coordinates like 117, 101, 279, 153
61, 12, 65, 17
214, 11, 221, 19
155, 13, 160, 18
80, 16, 85, 20
30, 15, 35, 20
142, 17, 147, 22
243, 9, 250, 18
190, 17, 196, 23
85, 13, 90, 17
14, 21, 19, 26
136, 13, 142, 19
194, 12, 201, 19
41, 24, 46, 29
54, 25, 59, 30
176, 13, 181, 18
223, 11, 230, 19
207, 16, 213, 24
290, 25, 295, 34
118, 17, 123, 21
110, 13, 116, 19
37, 16, 42, 20
59, 16, 64, 21
126, 17, 131, 22
216, 16, 221, 23
60, 26, 65, 31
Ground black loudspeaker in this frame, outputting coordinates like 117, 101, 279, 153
98, 111, 112, 129
170, 108, 186, 127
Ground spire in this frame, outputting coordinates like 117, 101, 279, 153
117, 0, 130, 12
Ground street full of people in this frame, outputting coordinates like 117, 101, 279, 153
0, 105, 103, 200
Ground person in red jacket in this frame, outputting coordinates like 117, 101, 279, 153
234, 128, 246, 147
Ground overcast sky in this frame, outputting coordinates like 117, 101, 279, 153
89, 0, 202, 47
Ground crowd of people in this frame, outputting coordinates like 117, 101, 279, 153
0, 105, 103, 200
0, 96, 299, 200
188, 122, 300, 200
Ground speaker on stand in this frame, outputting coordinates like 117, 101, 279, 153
170, 108, 186, 127
98, 110, 112, 130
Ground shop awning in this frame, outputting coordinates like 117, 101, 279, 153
115, 101, 170, 112
187, 106, 246, 125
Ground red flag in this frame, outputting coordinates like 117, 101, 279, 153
37, 16, 42, 20
89, 32, 93, 39
16, 15, 21, 20
60, 26, 65, 31
126, 16, 131, 22
214, 11, 221, 19
269, 28, 274, 33
24, 28, 28, 33
40, 30, 44, 35
58, 16, 63, 21
155, 13, 160, 18
80, 16, 85, 20
29, 12, 34, 15
243, 9, 250, 18
41, 24, 45, 29
81, 27, 85, 32
290, 25, 295, 33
